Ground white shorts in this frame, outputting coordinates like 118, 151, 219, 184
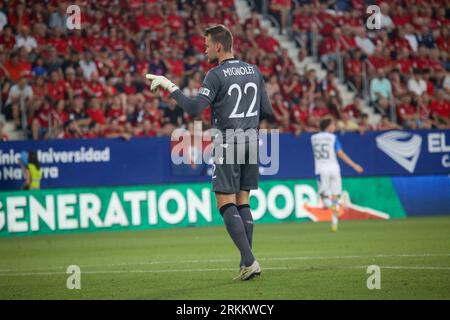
316, 169, 342, 197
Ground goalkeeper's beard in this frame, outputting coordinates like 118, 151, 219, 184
208, 55, 219, 64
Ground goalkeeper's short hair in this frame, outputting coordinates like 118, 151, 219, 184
204, 24, 233, 52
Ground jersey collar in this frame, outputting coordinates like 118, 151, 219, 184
220, 57, 237, 65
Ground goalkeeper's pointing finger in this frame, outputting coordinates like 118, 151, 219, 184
146, 74, 157, 80
151, 81, 160, 92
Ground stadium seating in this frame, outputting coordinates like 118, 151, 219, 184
286, 0, 449, 130
0, 0, 448, 142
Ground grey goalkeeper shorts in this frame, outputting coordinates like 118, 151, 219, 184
211, 140, 259, 194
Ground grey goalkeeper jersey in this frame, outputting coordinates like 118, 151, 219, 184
171, 58, 273, 144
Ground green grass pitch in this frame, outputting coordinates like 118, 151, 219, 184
0, 216, 449, 299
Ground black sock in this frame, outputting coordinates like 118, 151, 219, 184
237, 204, 253, 267
220, 203, 255, 267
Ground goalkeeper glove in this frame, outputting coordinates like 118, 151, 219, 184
146, 74, 179, 93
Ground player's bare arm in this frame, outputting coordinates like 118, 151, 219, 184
337, 150, 364, 173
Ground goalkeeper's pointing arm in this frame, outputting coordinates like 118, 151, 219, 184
146, 74, 209, 118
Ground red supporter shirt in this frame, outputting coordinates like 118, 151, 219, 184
294, 14, 313, 31
86, 108, 106, 124
343, 16, 361, 28
200, 60, 215, 73
233, 35, 246, 54
168, 14, 184, 31
190, 34, 205, 53
256, 36, 279, 53
340, 35, 356, 50
33, 35, 47, 47
145, 109, 162, 125
47, 80, 66, 101
87, 129, 103, 138
107, 38, 125, 51
86, 35, 107, 52
312, 106, 330, 119
37, 104, 52, 128
65, 79, 84, 97
201, 108, 211, 123
351, 0, 364, 10
428, 60, 444, 72
107, 13, 124, 28
319, 37, 340, 55
343, 103, 361, 119
368, 56, 390, 70
8, 13, 30, 29
170, 38, 187, 52
19, 59, 32, 78
68, 36, 85, 53
91, 59, 105, 77
283, 80, 302, 100
219, 0, 235, 7
436, 36, 450, 52
272, 102, 288, 124
418, 103, 430, 118
107, 85, 117, 96
396, 58, 414, 74
290, 105, 309, 123
392, 15, 411, 27
85, 81, 105, 99
272, 0, 291, 6
259, 64, 274, 79
426, 80, 435, 96
128, 0, 144, 8
32, 84, 45, 99
201, 14, 221, 26
4, 61, 23, 82
397, 103, 416, 122
135, 130, 157, 137
111, 58, 130, 78
136, 14, 164, 33
394, 37, 411, 51
413, 57, 429, 70
166, 58, 184, 77
429, 100, 450, 118
0, 35, 16, 50
345, 59, 362, 75
52, 110, 69, 125
222, 11, 238, 27
103, 126, 123, 136
107, 108, 125, 123
123, 84, 137, 95
48, 38, 69, 56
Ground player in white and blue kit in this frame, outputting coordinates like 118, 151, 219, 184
311, 117, 364, 231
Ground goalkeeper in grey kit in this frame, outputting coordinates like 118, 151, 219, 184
147, 24, 273, 281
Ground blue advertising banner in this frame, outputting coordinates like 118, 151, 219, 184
391, 175, 450, 216
0, 130, 449, 190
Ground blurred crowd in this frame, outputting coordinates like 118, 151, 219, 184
267, 0, 450, 131
0, 0, 449, 142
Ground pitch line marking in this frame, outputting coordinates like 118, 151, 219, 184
0, 253, 450, 276
2, 252, 448, 272
0, 253, 449, 272
1, 265, 450, 277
